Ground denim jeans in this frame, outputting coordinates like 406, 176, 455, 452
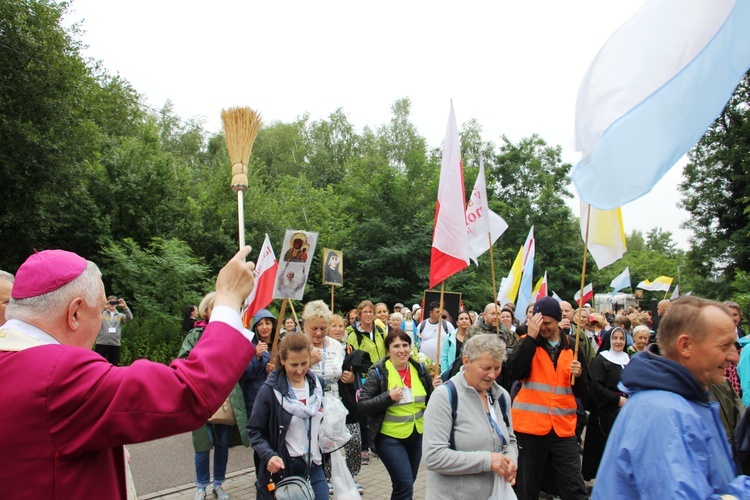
195, 423, 230, 490
375, 429, 422, 500
288, 456, 328, 500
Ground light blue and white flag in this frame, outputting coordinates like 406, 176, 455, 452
573, 0, 750, 210
551, 291, 563, 303
610, 267, 631, 295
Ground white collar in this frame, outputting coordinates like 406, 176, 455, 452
2, 319, 60, 345
600, 348, 630, 367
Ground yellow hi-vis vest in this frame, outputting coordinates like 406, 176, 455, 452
511, 345, 577, 437
379, 360, 427, 439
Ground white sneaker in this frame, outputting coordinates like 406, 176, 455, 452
213, 485, 229, 500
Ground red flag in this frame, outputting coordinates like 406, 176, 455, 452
574, 283, 594, 307
430, 102, 469, 288
242, 234, 278, 327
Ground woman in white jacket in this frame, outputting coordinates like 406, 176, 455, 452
423, 334, 518, 499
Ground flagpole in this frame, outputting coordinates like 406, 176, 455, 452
289, 300, 301, 332
270, 299, 288, 362
488, 234, 501, 337
663, 287, 670, 300
573, 208, 592, 386
435, 281, 446, 377
330, 285, 335, 312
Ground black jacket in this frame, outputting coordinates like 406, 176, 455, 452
338, 347, 372, 424
246, 369, 322, 499
357, 357, 434, 445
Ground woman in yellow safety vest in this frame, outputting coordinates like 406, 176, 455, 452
357, 328, 440, 500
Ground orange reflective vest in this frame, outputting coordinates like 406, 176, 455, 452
511, 345, 577, 437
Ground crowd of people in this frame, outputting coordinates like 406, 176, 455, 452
2, 249, 750, 499
176, 293, 750, 499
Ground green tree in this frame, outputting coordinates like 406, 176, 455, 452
250, 118, 308, 183
626, 230, 646, 253
333, 99, 437, 310
483, 135, 583, 304
99, 237, 210, 318
679, 72, 750, 297
0, 0, 108, 267
302, 108, 360, 188
646, 227, 679, 259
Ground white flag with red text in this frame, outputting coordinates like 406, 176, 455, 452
466, 158, 508, 265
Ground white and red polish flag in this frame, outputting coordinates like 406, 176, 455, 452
242, 234, 278, 327
574, 283, 594, 307
466, 157, 508, 265
430, 102, 469, 288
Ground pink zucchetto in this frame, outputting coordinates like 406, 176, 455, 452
11, 250, 87, 299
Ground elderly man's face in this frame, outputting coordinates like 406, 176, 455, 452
0, 279, 11, 326
560, 301, 574, 321
658, 301, 672, 317
685, 306, 739, 389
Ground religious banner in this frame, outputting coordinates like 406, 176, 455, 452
322, 248, 343, 286
273, 230, 318, 300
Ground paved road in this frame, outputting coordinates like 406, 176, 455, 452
128, 432, 253, 495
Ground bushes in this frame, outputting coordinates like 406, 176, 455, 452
99, 237, 210, 319
119, 314, 185, 365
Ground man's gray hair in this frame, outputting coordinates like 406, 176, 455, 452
0, 270, 14, 283
657, 296, 731, 358
462, 333, 507, 362
6, 262, 102, 322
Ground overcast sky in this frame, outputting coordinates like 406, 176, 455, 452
65, 0, 692, 249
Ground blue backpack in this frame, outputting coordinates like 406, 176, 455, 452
445, 379, 509, 450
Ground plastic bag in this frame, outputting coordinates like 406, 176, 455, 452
330, 449, 359, 500
319, 395, 352, 453
489, 474, 517, 499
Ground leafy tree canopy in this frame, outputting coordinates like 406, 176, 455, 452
9, 1, 749, 363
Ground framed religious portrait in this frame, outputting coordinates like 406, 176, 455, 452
273, 229, 318, 300
322, 248, 343, 286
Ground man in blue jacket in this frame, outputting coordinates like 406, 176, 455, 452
593, 296, 750, 498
